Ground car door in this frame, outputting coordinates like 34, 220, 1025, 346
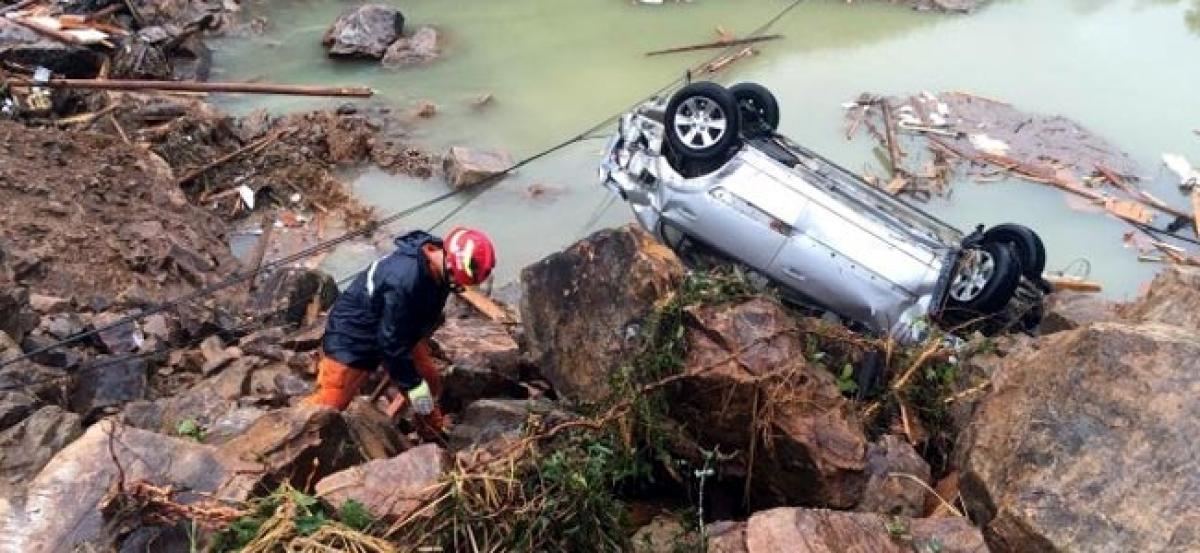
665, 161, 800, 271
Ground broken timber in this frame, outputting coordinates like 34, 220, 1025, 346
8, 78, 374, 98
645, 34, 782, 56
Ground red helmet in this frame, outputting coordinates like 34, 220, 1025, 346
443, 227, 496, 288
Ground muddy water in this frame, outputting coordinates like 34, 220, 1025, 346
213, 0, 1200, 298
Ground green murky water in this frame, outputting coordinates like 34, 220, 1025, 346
213, 0, 1200, 298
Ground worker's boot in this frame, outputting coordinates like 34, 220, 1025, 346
305, 355, 369, 410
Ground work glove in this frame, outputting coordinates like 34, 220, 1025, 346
408, 380, 435, 416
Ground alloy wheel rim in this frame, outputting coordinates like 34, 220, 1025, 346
674, 96, 728, 148
950, 249, 996, 302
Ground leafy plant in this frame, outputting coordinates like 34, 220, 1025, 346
338, 499, 375, 531
176, 419, 205, 442
836, 363, 859, 394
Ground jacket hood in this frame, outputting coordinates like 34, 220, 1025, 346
393, 230, 441, 256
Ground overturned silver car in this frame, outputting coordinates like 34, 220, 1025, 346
599, 82, 1047, 341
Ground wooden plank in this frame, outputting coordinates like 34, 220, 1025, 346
1104, 198, 1154, 225
1042, 275, 1103, 293
457, 289, 512, 323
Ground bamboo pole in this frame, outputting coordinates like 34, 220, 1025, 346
8, 77, 374, 97
645, 34, 782, 56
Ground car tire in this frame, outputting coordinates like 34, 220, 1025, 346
730, 82, 780, 136
946, 241, 1022, 315
983, 224, 1045, 279
664, 82, 741, 164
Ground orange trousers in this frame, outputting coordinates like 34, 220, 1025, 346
306, 341, 443, 420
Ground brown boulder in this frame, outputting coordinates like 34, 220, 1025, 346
520, 225, 683, 403
956, 322, 1200, 552
314, 443, 446, 520
673, 298, 867, 509
0, 285, 36, 344
1119, 265, 1200, 331
707, 508, 987, 553
217, 404, 366, 491
0, 405, 81, 493
0, 420, 258, 551
343, 398, 409, 460
856, 435, 931, 517
447, 398, 569, 453
1039, 292, 1117, 334
382, 25, 440, 68
442, 146, 513, 189
433, 317, 522, 408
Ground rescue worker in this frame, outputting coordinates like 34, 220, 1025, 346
305, 227, 496, 432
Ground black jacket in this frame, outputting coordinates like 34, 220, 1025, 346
322, 231, 449, 389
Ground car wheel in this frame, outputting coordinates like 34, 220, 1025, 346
983, 224, 1045, 279
947, 241, 1021, 314
729, 82, 780, 136
665, 82, 741, 164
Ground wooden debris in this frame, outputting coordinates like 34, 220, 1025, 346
703, 46, 755, 73
885, 176, 908, 195
181, 129, 286, 187
8, 77, 374, 97
645, 34, 781, 56
457, 289, 513, 324
1042, 275, 1103, 293
1192, 187, 1200, 238
1103, 198, 1154, 225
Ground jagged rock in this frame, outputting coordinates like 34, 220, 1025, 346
70, 355, 147, 421
149, 356, 263, 435
91, 311, 145, 354
1119, 265, 1200, 331
674, 298, 868, 509
27, 294, 70, 314
322, 4, 404, 59
382, 26, 440, 68
433, 317, 521, 409
199, 334, 240, 375
0, 359, 71, 404
520, 225, 683, 403
0, 391, 37, 431
205, 406, 268, 443
632, 515, 697, 552
40, 313, 85, 341
707, 508, 987, 552
315, 443, 446, 520
217, 404, 365, 490
248, 267, 339, 328
0, 331, 20, 362
19, 333, 83, 369
282, 321, 325, 351
344, 398, 408, 460
0, 406, 82, 493
1040, 292, 1117, 334
0, 19, 104, 78
448, 398, 567, 452
856, 435, 931, 517
442, 146, 513, 189
0, 285, 35, 343
0, 420, 258, 551
957, 322, 1200, 552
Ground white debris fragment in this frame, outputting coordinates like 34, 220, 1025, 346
969, 134, 1011, 156
1162, 153, 1200, 187
236, 184, 256, 209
